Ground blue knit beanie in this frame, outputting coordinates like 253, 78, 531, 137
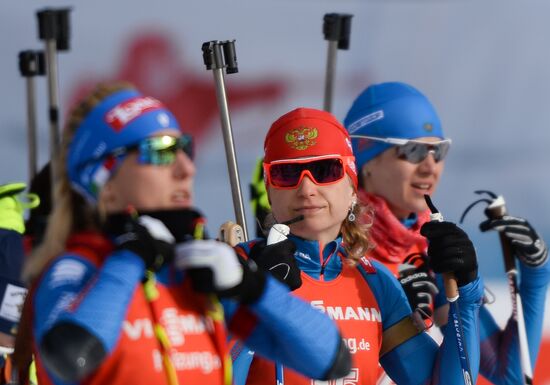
343, 82, 444, 173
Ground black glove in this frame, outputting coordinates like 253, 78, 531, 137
175, 240, 267, 304
398, 253, 439, 320
480, 215, 548, 267
103, 213, 175, 271
138, 207, 208, 242
249, 239, 302, 291
420, 221, 478, 287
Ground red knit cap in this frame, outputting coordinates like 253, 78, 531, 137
264, 107, 357, 187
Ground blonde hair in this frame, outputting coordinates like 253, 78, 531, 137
341, 194, 373, 264
23, 82, 135, 282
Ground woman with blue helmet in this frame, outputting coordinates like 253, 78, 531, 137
21, 82, 351, 385
344, 81, 550, 384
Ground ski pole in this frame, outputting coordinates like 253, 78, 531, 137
36, 8, 71, 203
477, 191, 533, 384
424, 195, 473, 385
202, 40, 248, 241
322, 13, 353, 113
266, 215, 303, 385
18, 50, 46, 181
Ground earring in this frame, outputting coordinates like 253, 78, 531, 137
348, 201, 357, 222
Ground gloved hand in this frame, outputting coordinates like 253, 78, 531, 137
249, 239, 302, 291
480, 215, 548, 267
398, 253, 439, 320
138, 207, 208, 242
103, 212, 175, 271
420, 221, 478, 287
175, 240, 266, 304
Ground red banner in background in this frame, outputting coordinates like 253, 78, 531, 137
66, 32, 286, 144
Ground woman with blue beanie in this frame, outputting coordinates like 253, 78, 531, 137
20, 82, 352, 385
344, 81, 550, 384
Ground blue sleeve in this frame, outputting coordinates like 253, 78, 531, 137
478, 259, 550, 384
519, 259, 550, 367
380, 333, 438, 385
34, 250, 145, 359
433, 277, 483, 385
237, 276, 341, 380
372, 260, 483, 385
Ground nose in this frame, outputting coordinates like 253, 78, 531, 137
417, 151, 438, 173
296, 173, 317, 196
173, 150, 196, 179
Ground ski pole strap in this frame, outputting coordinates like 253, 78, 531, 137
443, 273, 460, 302
143, 272, 179, 385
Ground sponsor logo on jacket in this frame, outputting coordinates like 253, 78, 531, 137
310, 300, 382, 322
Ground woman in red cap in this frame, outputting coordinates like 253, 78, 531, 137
20, 83, 351, 385
234, 107, 484, 385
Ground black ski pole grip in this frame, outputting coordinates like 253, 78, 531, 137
55, 8, 72, 51
323, 14, 341, 41
338, 15, 353, 50
202, 41, 225, 70
18, 51, 46, 77
37, 8, 72, 51
37, 9, 57, 40
202, 41, 216, 70
323, 13, 353, 49
222, 40, 238, 74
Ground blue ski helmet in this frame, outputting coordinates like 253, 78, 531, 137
67, 88, 181, 203
343, 82, 444, 173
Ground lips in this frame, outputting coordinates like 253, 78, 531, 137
411, 183, 432, 191
172, 190, 192, 205
294, 205, 323, 214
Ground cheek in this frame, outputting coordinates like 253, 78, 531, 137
117, 168, 170, 207
372, 164, 410, 195
329, 183, 354, 215
434, 162, 445, 179
267, 189, 293, 220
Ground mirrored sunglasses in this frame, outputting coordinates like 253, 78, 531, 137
137, 135, 193, 165
264, 156, 352, 189
351, 135, 451, 164
112, 134, 194, 166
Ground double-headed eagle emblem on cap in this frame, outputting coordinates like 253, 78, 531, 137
285, 127, 318, 150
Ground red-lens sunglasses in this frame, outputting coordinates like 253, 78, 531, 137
264, 155, 354, 189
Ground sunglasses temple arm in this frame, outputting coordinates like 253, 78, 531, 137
202, 40, 249, 241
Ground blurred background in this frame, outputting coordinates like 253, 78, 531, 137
1, 1, 549, 382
